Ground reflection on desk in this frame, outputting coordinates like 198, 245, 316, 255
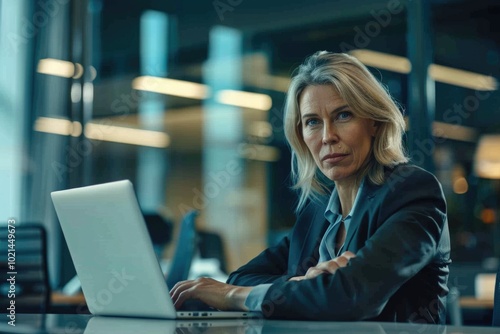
1, 314, 500, 334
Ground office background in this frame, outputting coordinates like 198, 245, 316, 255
1, 0, 499, 321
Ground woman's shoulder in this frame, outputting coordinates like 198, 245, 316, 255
378, 163, 443, 194
384, 163, 439, 183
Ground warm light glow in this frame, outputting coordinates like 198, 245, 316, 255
350, 50, 498, 91
37, 58, 80, 78
474, 135, 500, 179
432, 122, 477, 142
480, 208, 496, 224
216, 90, 272, 111
239, 144, 280, 162
85, 123, 170, 148
350, 49, 412, 74
71, 122, 83, 137
453, 177, 469, 194
265, 75, 291, 92
34, 117, 82, 137
132, 76, 210, 100
429, 64, 497, 91
247, 121, 273, 138
73, 63, 84, 79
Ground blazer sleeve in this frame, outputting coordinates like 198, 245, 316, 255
259, 167, 448, 320
226, 234, 292, 286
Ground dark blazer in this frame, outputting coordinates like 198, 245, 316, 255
227, 164, 451, 323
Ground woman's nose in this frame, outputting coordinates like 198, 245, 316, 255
322, 123, 338, 145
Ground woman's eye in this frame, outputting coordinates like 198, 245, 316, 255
337, 111, 352, 121
305, 119, 319, 126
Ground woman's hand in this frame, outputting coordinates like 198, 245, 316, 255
170, 277, 252, 311
288, 251, 356, 281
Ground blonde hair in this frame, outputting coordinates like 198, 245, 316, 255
284, 51, 408, 211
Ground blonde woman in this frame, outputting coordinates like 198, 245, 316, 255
171, 51, 451, 324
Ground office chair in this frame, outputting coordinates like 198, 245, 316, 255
166, 210, 198, 289
493, 263, 500, 326
143, 212, 173, 259
0, 223, 51, 313
197, 230, 228, 274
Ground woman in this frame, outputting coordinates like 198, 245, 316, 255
170, 51, 451, 323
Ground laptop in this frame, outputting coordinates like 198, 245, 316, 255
51, 180, 259, 319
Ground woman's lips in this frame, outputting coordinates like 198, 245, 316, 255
322, 153, 348, 164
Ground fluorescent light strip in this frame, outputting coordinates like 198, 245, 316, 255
133, 76, 273, 110
34, 117, 82, 137
216, 90, 272, 111
350, 49, 412, 74
429, 64, 497, 91
37, 58, 79, 78
432, 122, 477, 142
85, 123, 170, 148
350, 49, 498, 91
132, 76, 210, 100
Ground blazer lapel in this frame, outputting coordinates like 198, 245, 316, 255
292, 198, 330, 275
343, 180, 380, 252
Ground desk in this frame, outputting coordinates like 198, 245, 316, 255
1, 314, 499, 334
460, 296, 494, 309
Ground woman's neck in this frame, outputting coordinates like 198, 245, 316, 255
335, 178, 361, 218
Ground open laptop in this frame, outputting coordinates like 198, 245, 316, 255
51, 180, 259, 319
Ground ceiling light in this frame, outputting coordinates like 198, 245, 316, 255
132, 76, 210, 100
429, 64, 497, 91
85, 123, 170, 148
350, 49, 412, 74
216, 90, 272, 111
37, 58, 81, 78
432, 122, 477, 142
34, 117, 82, 137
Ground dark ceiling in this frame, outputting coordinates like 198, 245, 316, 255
96, 0, 500, 134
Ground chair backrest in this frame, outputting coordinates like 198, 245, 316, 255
166, 210, 198, 289
0, 223, 50, 313
143, 212, 173, 259
493, 264, 500, 326
197, 230, 228, 274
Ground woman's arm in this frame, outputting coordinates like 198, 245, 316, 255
226, 235, 292, 286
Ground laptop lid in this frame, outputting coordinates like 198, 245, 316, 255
51, 180, 257, 320
52, 180, 177, 318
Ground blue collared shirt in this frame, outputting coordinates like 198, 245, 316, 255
244, 178, 366, 312
319, 178, 365, 261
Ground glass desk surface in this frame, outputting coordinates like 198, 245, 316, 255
1, 313, 499, 334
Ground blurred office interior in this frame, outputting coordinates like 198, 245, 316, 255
1, 0, 499, 324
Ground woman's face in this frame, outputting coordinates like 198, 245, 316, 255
299, 84, 377, 184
